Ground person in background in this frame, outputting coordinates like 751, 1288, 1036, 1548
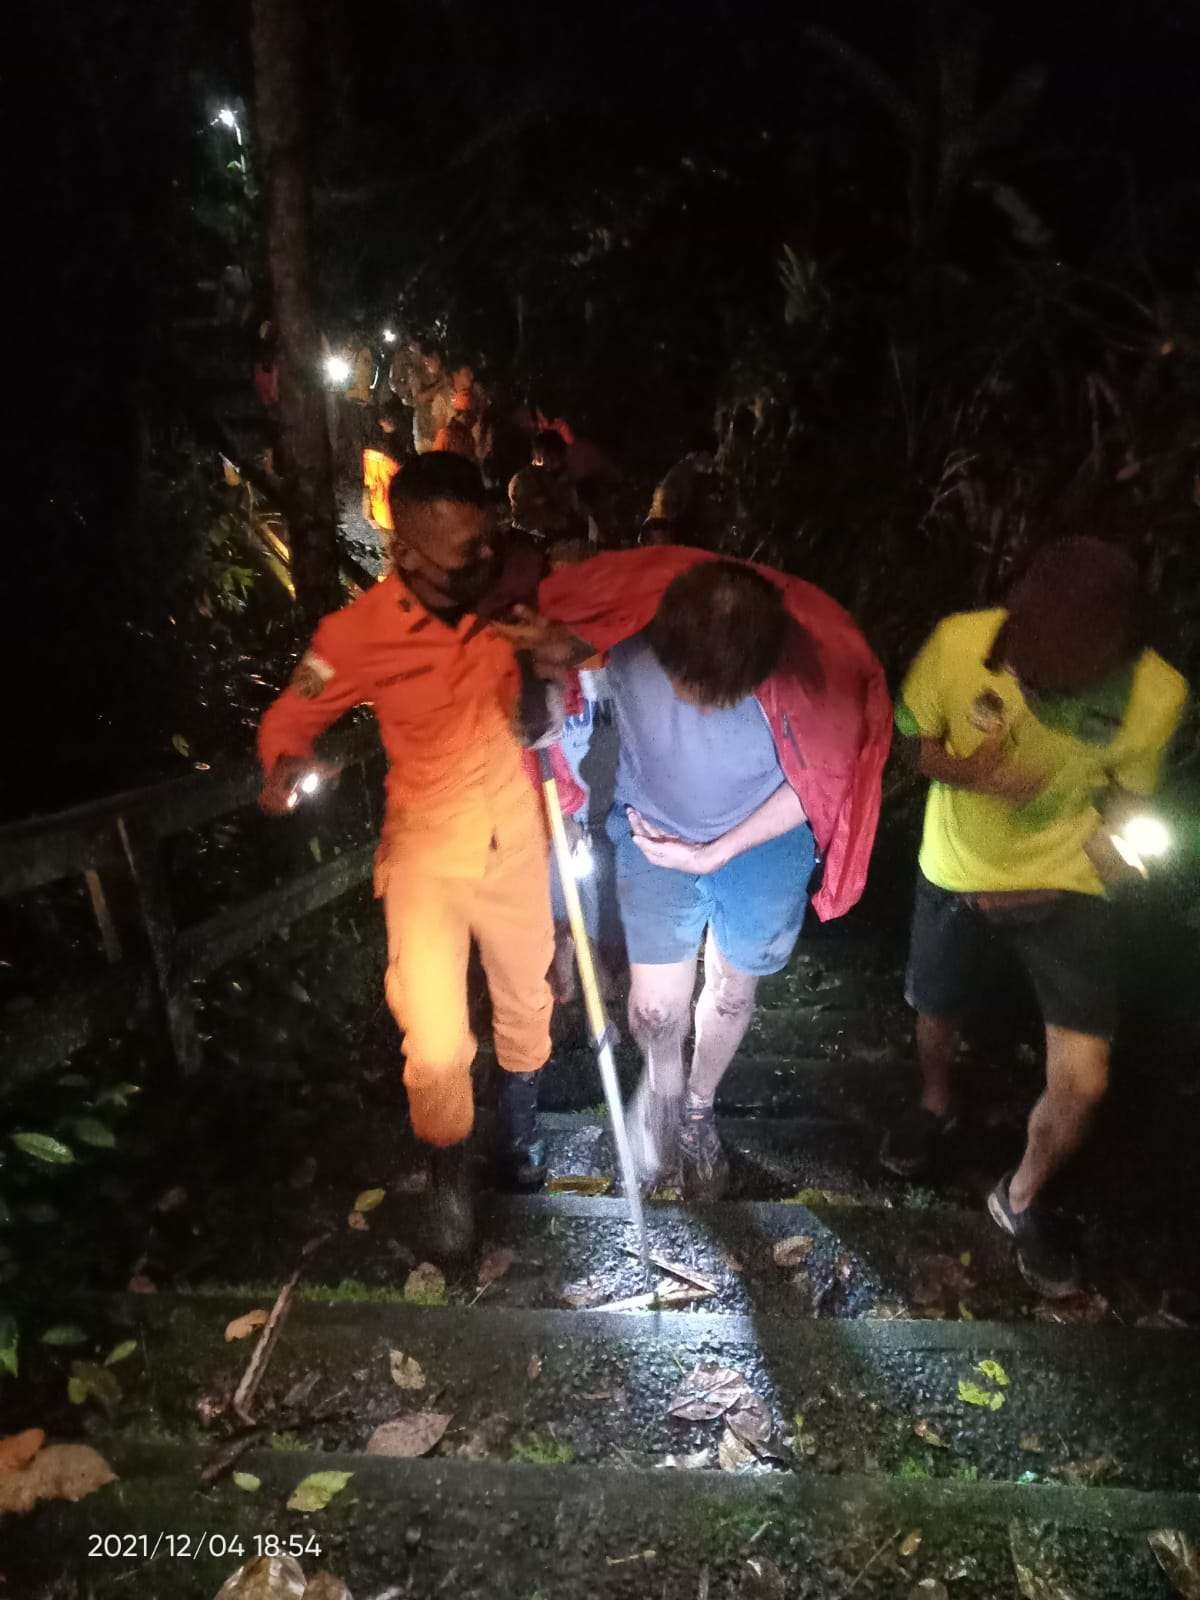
499, 548, 891, 1201
538, 413, 621, 501
433, 416, 478, 460
362, 398, 408, 535
341, 324, 378, 480
645, 428, 730, 551
257, 455, 560, 1260
411, 344, 455, 455
882, 537, 1188, 1296
509, 431, 598, 564
451, 363, 493, 465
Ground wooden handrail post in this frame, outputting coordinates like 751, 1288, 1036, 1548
117, 816, 203, 1076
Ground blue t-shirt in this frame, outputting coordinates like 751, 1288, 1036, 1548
607, 635, 786, 843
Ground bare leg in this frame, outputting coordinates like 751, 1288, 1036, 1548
687, 932, 759, 1104
1008, 1026, 1108, 1213
915, 1013, 959, 1118
626, 958, 696, 1186
628, 959, 696, 1097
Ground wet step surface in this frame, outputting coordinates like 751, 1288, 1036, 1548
24, 1294, 1200, 1495
8, 1443, 1199, 1600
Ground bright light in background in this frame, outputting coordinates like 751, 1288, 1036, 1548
382, 329, 397, 344
299, 771, 321, 796
323, 354, 351, 386
216, 107, 238, 129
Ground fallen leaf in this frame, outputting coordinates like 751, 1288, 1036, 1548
772, 1235, 815, 1268
1009, 1521, 1081, 1599
304, 1575, 354, 1600
40, 1325, 89, 1348
67, 1361, 122, 1414
657, 1449, 711, 1470
718, 1426, 758, 1474
785, 1187, 862, 1207
527, 1353, 542, 1380
388, 1350, 427, 1391
1149, 1528, 1200, 1599
215, 1555, 308, 1598
913, 1420, 947, 1448
561, 1281, 606, 1308
106, 1340, 138, 1366
366, 1413, 451, 1459
0, 1429, 44, 1473
1020, 1434, 1044, 1452
0, 1444, 116, 1514
347, 1209, 369, 1232
958, 1301, 975, 1321
354, 1187, 385, 1214
127, 1274, 157, 1294
607, 1550, 657, 1568
154, 1185, 188, 1214
404, 1263, 447, 1305
286, 1469, 354, 1513
668, 1365, 756, 1423
899, 1530, 923, 1559
0, 1314, 15, 1377
225, 1309, 270, 1342
232, 1471, 261, 1492
456, 1413, 513, 1460
546, 1175, 612, 1195
740, 1555, 786, 1598
478, 1247, 515, 1288
1053, 1453, 1115, 1487
958, 1379, 1005, 1410
976, 1359, 1010, 1387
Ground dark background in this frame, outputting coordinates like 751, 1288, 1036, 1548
12, 0, 1200, 817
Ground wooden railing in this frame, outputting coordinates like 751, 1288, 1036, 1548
0, 725, 383, 1094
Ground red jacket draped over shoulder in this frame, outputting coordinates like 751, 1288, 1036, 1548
539, 547, 892, 921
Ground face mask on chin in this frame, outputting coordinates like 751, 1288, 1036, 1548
443, 548, 501, 607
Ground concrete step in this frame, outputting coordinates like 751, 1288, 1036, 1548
19, 1294, 1200, 1497
9, 1441, 1197, 1599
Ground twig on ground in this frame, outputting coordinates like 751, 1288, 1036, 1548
621, 1247, 718, 1294
844, 1528, 901, 1594
232, 1230, 330, 1424
199, 1430, 261, 1486
593, 1285, 714, 1313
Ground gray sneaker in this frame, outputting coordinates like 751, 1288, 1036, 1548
626, 1076, 682, 1194
678, 1104, 730, 1202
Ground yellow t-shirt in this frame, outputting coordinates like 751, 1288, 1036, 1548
897, 609, 1188, 895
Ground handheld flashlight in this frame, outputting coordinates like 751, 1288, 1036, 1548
1109, 814, 1170, 876
571, 833, 595, 880
286, 770, 323, 810
323, 354, 351, 386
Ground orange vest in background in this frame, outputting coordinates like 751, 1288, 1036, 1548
362, 448, 400, 530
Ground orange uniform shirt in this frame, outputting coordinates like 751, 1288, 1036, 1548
258, 575, 542, 885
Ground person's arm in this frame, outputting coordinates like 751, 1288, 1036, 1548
628, 782, 808, 874
258, 630, 365, 814
491, 606, 595, 677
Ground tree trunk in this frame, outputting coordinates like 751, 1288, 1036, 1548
250, 0, 341, 624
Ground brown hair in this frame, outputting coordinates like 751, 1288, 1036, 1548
648, 560, 789, 708
1002, 537, 1145, 694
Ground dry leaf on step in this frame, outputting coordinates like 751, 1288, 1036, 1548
225, 1310, 270, 1342
366, 1413, 451, 1459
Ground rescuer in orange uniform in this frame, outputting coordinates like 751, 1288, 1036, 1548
257, 453, 557, 1259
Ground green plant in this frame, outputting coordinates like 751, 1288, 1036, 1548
510, 1436, 576, 1466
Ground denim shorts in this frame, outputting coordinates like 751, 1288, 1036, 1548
905, 871, 1119, 1039
607, 807, 814, 975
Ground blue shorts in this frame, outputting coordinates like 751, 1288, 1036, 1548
607, 808, 814, 975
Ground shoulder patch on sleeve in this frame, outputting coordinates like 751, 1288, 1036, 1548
289, 652, 335, 700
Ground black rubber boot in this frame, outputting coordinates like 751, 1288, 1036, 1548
497, 1068, 547, 1190
423, 1141, 476, 1262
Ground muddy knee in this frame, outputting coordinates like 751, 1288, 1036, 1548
629, 997, 689, 1042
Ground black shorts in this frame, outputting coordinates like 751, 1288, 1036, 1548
905, 872, 1119, 1040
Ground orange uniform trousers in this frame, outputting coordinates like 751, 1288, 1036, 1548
381, 816, 554, 1149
